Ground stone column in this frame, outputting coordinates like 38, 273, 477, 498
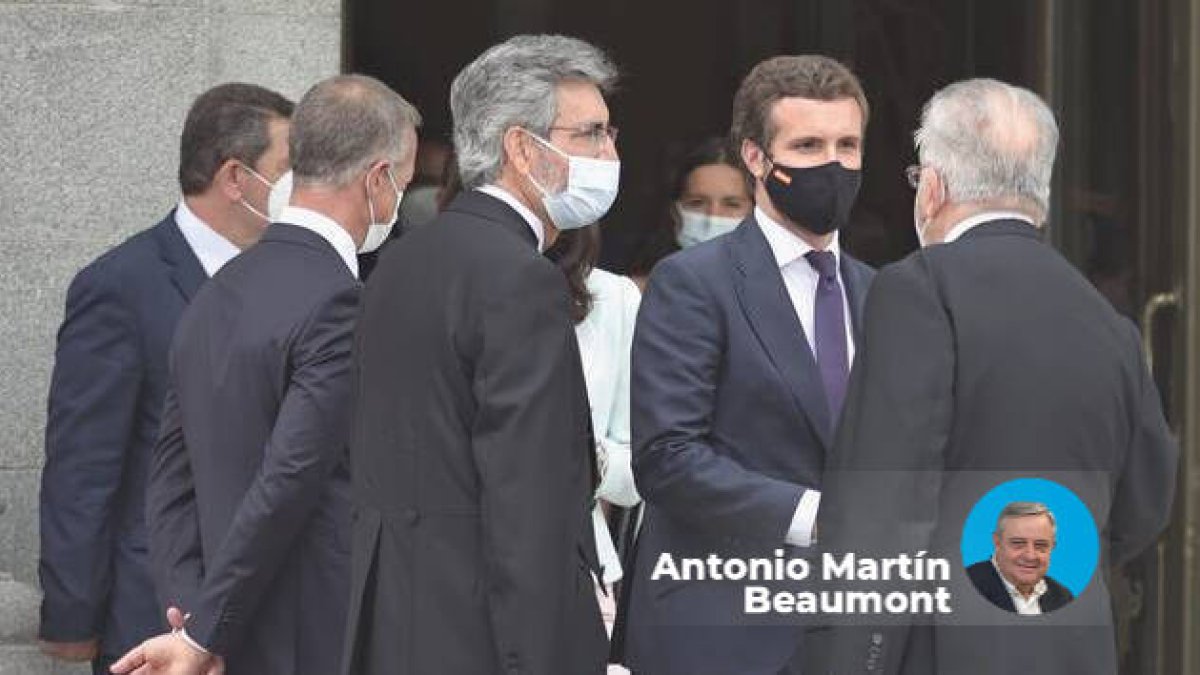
0, 0, 340, 670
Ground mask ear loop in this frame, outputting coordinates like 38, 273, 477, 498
237, 162, 272, 222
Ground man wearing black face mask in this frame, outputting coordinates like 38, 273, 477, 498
621, 56, 874, 675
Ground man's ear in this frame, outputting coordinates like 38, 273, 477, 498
215, 159, 246, 201
741, 139, 767, 182
502, 127, 535, 176
992, 532, 1002, 550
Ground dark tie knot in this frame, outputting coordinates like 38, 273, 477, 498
805, 250, 838, 282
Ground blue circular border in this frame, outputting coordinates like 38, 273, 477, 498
960, 477, 1099, 596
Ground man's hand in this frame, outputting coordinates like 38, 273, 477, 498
40, 638, 99, 662
109, 632, 223, 675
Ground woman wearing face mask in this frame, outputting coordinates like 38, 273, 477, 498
546, 224, 640, 669
628, 136, 754, 290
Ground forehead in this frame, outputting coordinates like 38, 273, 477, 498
768, 96, 863, 140
684, 164, 749, 197
553, 79, 609, 124
1001, 514, 1054, 539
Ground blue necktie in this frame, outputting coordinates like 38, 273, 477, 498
804, 250, 849, 421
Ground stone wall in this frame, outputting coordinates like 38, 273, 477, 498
0, 0, 340, 670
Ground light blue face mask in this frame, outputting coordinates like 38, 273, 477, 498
675, 205, 743, 248
525, 131, 621, 231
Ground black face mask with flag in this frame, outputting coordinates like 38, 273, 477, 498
762, 158, 862, 235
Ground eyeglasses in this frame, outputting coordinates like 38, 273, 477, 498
548, 123, 619, 148
905, 164, 923, 189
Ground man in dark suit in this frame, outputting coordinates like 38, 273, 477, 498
38, 83, 292, 674
110, 74, 419, 675
816, 78, 1176, 675
343, 35, 616, 675
965, 502, 1074, 615
622, 55, 875, 675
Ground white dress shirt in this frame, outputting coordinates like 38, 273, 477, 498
174, 200, 240, 277
576, 269, 642, 584
477, 185, 546, 251
754, 206, 857, 547
993, 558, 1048, 615
942, 210, 1035, 243
278, 206, 359, 279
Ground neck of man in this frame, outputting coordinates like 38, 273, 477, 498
290, 184, 364, 250
754, 186, 835, 251
494, 171, 559, 250
183, 192, 259, 251
927, 199, 1041, 244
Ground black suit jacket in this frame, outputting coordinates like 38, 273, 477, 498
147, 222, 357, 674
39, 214, 198, 660
965, 561, 1073, 614
817, 220, 1177, 675
622, 217, 874, 675
342, 190, 605, 675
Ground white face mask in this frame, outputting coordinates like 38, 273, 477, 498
361, 167, 402, 253
525, 131, 620, 231
268, 170, 293, 222
676, 205, 742, 248
239, 163, 283, 222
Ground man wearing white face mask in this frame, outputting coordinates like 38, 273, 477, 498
345, 35, 617, 675
114, 74, 420, 675
38, 82, 291, 675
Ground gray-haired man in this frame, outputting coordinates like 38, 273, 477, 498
965, 502, 1074, 615
343, 34, 616, 675
816, 78, 1176, 674
112, 74, 420, 675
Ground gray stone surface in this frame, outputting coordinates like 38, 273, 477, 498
0, 470, 42, 587
0, 0, 341, 667
207, 12, 342, 100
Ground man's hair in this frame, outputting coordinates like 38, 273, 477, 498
450, 34, 618, 189
290, 74, 422, 189
730, 55, 868, 159
915, 78, 1059, 217
994, 501, 1057, 538
178, 83, 294, 196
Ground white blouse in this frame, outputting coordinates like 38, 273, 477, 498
576, 268, 642, 584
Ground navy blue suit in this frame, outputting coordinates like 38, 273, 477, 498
40, 213, 204, 670
622, 217, 873, 674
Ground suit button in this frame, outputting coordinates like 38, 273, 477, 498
405, 508, 419, 525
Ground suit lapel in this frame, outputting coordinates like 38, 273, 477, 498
730, 218, 834, 449
154, 211, 207, 302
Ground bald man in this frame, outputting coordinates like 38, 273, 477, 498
816, 79, 1176, 674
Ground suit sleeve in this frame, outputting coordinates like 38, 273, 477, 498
146, 386, 204, 615
38, 263, 141, 641
594, 276, 641, 508
470, 256, 590, 675
183, 285, 359, 656
631, 255, 807, 541
1109, 320, 1178, 567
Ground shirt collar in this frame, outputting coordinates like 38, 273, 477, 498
991, 557, 1048, 601
943, 211, 1035, 244
277, 206, 359, 279
754, 205, 841, 270
477, 184, 546, 252
174, 199, 241, 277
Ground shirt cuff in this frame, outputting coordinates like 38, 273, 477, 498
784, 489, 821, 547
174, 627, 210, 655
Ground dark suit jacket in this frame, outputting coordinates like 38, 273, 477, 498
147, 222, 357, 674
39, 214, 199, 660
965, 561, 1073, 614
342, 190, 606, 675
817, 219, 1177, 675
622, 216, 874, 675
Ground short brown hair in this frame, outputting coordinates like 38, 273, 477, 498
178, 83, 293, 195
730, 55, 868, 156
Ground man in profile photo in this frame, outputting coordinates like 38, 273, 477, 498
967, 502, 1074, 615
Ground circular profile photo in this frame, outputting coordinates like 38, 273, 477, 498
960, 478, 1099, 615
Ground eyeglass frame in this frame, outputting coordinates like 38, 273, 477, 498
547, 123, 620, 149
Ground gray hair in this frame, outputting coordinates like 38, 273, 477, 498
994, 501, 1057, 538
450, 34, 618, 189
915, 78, 1058, 217
291, 74, 422, 188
